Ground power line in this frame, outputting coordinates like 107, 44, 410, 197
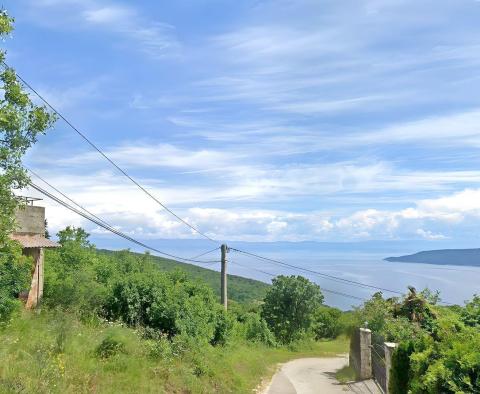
29, 181, 220, 265
3, 61, 217, 244
229, 260, 366, 302
190, 246, 220, 260
27, 166, 112, 228
230, 248, 454, 305
230, 248, 404, 295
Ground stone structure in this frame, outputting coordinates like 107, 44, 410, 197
359, 328, 373, 379
384, 342, 398, 394
10, 198, 60, 309
350, 327, 373, 380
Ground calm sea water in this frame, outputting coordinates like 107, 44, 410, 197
226, 252, 480, 310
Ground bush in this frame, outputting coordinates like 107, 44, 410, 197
311, 306, 342, 339
211, 309, 234, 346
95, 334, 126, 359
389, 341, 414, 394
243, 313, 277, 347
0, 242, 30, 323
146, 336, 173, 361
44, 228, 234, 346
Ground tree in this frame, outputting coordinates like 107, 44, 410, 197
57, 226, 91, 247
311, 305, 342, 339
261, 275, 324, 343
44, 218, 50, 239
461, 294, 480, 328
0, 10, 55, 245
0, 9, 55, 321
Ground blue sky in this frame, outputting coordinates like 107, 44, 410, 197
5, 0, 480, 243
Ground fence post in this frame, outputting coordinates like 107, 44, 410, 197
359, 328, 372, 379
384, 342, 398, 393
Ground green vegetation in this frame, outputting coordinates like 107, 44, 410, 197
0, 310, 348, 393
0, 8, 55, 324
99, 249, 269, 304
349, 288, 480, 393
0, 11, 350, 392
0, 226, 350, 393
261, 275, 323, 343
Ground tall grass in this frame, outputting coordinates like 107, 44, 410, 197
0, 310, 348, 393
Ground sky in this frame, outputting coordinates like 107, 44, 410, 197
5, 0, 480, 245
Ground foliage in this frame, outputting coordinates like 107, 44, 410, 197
0, 8, 55, 322
389, 341, 414, 394
353, 289, 480, 393
0, 241, 30, 322
0, 10, 55, 246
57, 226, 91, 247
311, 305, 342, 339
95, 334, 126, 359
350, 292, 394, 333
44, 230, 233, 346
0, 310, 349, 393
242, 312, 277, 347
261, 275, 324, 344
99, 249, 269, 304
461, 294, 480, 328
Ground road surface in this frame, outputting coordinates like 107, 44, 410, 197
262, 355, 381, 394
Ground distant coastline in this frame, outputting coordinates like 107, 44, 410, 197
385, 248, 480, 267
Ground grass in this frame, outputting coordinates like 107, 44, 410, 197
0, 310, 349, 394
335, 365, 357, 384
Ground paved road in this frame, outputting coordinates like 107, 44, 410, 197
263, 355, 381, 394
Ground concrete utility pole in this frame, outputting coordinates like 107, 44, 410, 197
221, 244, 228, 310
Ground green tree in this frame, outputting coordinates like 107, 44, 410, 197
311, 305, 342, 339
461, 294, 480, 328
0, 10, 56, 246
57, 226, 91, 247
0, 9, 55, 320
261, 275, 324, 343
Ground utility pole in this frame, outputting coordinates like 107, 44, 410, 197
221, 244, 228, 310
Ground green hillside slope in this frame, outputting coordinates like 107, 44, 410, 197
98, 249, 269, 303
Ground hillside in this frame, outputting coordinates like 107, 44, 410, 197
98, 249, 270, 303
385, 248, 480, 267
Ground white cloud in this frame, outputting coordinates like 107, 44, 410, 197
83, 5, 132, 25
416, 229, 447, 240
27, 1, 179, 58
24, 159, 480, 242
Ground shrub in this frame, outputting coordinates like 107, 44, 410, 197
146, 336, 173, 361
461, 294, 480, 328
243, 313, 277, 347
95, 334, 126, 359
311, 306, 342, 339
0, 243, 30, 323
389, 341, 414, 394
211, 309, 234, 346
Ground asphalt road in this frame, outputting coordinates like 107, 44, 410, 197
263, 355, 381, 394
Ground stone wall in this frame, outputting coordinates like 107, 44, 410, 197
14, 205, 45, 235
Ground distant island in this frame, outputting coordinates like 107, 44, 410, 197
385, 248, 480, 267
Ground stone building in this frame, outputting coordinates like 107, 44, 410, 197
10, 197, 60, 309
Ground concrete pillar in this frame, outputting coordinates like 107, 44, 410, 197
25, 248, 44, 309
384, 342, 398, 394
359, 328, 372, 379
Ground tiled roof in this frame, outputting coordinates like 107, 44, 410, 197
10, 233, 61, 248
